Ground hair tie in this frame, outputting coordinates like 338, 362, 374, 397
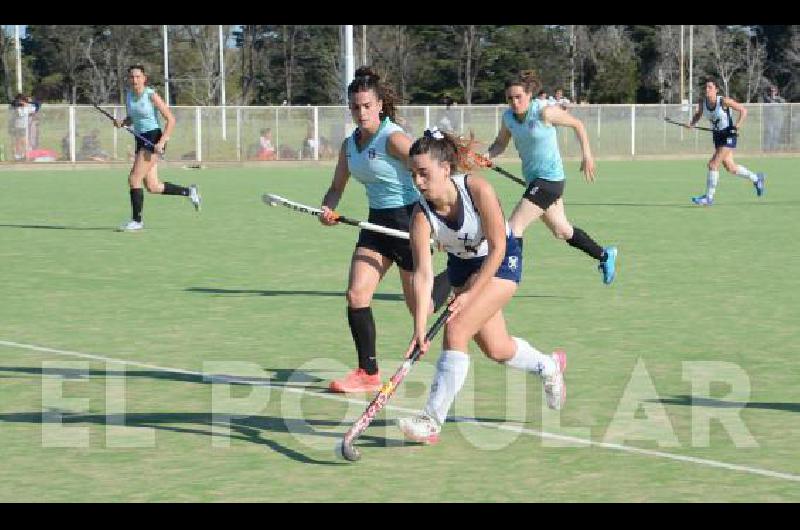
424, 127, 444, 140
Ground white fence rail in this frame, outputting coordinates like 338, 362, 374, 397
2, 103, 798, 163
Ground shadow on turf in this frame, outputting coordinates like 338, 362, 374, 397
570, 200, 800, 208
186, 287, 580, 300
0, 223, 115, 231
0, 366, 331, 392
649, 395, 800, 413
0, 411, 417, 465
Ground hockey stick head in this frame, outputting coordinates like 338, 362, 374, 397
335, 439, 361, 462
262, 193, 281, 207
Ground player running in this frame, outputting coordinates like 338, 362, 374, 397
484, 70, 618, 285
687, 79, 766, 206
114, 64, 200, 232
320, 67, 450, 394
397, 128, 567, 445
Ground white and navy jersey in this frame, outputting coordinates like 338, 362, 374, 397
418, 174, 504, 260
702, 96, 733, 132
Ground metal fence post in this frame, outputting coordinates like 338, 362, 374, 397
195, 106, 202, 163
69, 105, 76, 163
313, 106, 319, 161
630, 104, 636, 157
113, 106, 119, 161
236, 107, 242, 161
425, 106, 430, 129
494, 105, 499, 137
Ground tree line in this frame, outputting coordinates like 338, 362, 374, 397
1, 25, 798, 106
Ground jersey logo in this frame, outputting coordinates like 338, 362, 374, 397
368, 148, 377, 160
507, 255, 519, 271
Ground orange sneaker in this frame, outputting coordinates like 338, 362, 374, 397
328, 368, 382, 393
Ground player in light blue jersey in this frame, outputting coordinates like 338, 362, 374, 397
485, 70, 618, 285
113, 65, 200, 232
687, 78, 766, 206
318, 67, 451, 394
397, 129, 566, 445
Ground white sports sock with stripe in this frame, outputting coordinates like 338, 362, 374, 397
505, 337, 557, 377
735, 165, 759, 183
423, 350, 470, 427
706, 170, 719, 200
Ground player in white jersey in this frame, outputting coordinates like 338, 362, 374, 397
687, 79, 766, 206
318, 67, 451, 394
396, 128, 567, 445
113, 65, 200, 232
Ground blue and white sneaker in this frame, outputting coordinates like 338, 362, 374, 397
598, 246, 618, 285
754, 173, 766, 197
691, 194, 714, 206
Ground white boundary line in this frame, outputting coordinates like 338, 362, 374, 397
2, 338, 800, 484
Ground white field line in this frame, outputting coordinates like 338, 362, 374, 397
2, 339, 799, 484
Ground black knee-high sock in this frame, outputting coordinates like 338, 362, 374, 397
431, 270, 452, 313
130, 188, 144, 222
566, 227, 606, 261
347, 306, 378, 375
162, 182, 190, 196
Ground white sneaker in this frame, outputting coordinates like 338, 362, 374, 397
188, 184, 201, 212
118, 220, 144, 232
543, 350, 567, 410
397, 413, 441, 444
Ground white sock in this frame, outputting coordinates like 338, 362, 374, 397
423, 350, 470, 427
706, 170, 719, 200
505, 337, 557, 377
735, 165, 758, 183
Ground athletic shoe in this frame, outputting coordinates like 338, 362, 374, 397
754, 173, 766, 197
397, 414, 441, 444
691, 194, 714, 206
543, 350, 567, 410
328, 368, 382, 393
598, 246, 618, 285
118, 220, 144, 232
189, 184, 202, 212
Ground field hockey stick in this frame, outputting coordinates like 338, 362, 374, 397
91, 102, 164, 157
455, 144, 527, 187
336, 307, 452, 462
664, 116, 714, 132
262, 193, 435, 246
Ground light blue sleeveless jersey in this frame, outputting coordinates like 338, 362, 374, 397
346, 117, 419, 209
502, 99, 565, 182
126, 87, 161, 133
702, 95, 733, 131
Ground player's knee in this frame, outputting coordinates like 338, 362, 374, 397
444, 322, 469, 348
723, 161, 737, 173
707, 161, 719, 170
144, 181, 160, 193
346, 288, 371, 308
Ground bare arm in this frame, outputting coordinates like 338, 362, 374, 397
486, 122, 512, 158
151, 92, 175, 150
406, 205, 435, 357
386, 131, 413, 166
319, 141, 351, 224
542, 105, 595, 182
447, 176, 506, 318
723, 97, 747, 129
689, 99, 703, 127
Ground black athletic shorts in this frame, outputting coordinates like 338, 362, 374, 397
523, 177, 565, 210
136, 128, 163, 154
356, 204, 416, 272
712, 128, 737, 149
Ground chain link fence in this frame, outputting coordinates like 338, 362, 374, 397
2, 103, 797, 163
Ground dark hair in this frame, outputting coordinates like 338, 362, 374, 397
504, 70, 541, 94
128, 64, 146, 75
347, 66, 396, 122
704, 78, 719, 89
409, 129, 481, 173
